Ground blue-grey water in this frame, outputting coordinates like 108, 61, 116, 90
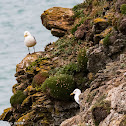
0, 0, 83, 125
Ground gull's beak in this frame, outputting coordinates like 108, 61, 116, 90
24, 34, 27, 37
70, 92, 74, 95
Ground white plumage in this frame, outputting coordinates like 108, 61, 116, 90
24, 31, 36, 54
70, 89, 81, 104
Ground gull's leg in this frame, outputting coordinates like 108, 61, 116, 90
28, 47, 30, 54
33, 46, 35, 53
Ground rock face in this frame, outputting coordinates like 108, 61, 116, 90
1, 0, 126, 126
119, 18, 126, 35
0, 53, 79, 126
61, 54, 126, 126
41, 7, 74, 37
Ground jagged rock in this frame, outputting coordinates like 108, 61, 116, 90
16, 52, 43, 72
23, 85, 36, 96
41, 7, 74, 37
15, 70, 25, 77
87, 46, 111, 73
106, 83, 126, 114
0, 108, 12, 121
74, 19, 92, 40
51, 28, 66, 37
99, 110, 125, 126
94, 27, 113, 44
93, 18, 109, 34
119, 18, 126, 35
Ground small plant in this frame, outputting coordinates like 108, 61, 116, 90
72, 3, 86, 12
56, 63, 80, 76
32, 72, 49, 88
103, 33, 111, 46
77, 48, 88, 71
41, 74, 76, 100
120, 4, 126, 15
71, 24, 81, 35
10, 90, 26, 107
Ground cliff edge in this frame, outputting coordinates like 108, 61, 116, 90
0, 0, 126, 126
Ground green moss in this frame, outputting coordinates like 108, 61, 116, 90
56, 63, 80, 76
120, 4, 126, 15
103, 33, 111, 46
10, 90, 26, 107
41, 74, 76, 100
32, 72, 49, 88
73, 9, 85, 19
53, 36, 78, 56
26, 57, 49, 71
77, 48, 88, 71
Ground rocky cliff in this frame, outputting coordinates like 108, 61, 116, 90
0, 0, 126, 126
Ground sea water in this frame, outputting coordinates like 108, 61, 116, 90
0, 0, 83, 125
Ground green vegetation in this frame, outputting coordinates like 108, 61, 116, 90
77, 48, 88, 71
120, 4, 126, 15
103, 33, 111, 46
53, 36, 79, 56
55, 63, 80, 76
10, 91, 26, 107
41, 74, 75, 100
26, 57, 49, 71
32, 72, 49, 88
72, 3, 86, 12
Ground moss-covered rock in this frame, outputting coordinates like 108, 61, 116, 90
92, 99, 111, 126
32, 72, 49, 89
0, 108, 12, 121
93, 18, 109, 34
23, 85, 36, 96
41, 74, 76, 100
94, 27, 113, 44
10, 90, 27, 107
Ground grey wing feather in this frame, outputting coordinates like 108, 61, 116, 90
33, 36, 36, 42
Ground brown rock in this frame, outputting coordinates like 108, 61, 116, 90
119, 18, 126, 35
93, 18, 109, 34
75, 20, 91, 40
41, 7, 74, 37
16, 52, 43, 72
51, 28, 66, 37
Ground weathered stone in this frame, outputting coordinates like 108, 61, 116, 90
119, 18, 126, 35
93, 18, 109, 34
51, 28, 66, 37
23, 85, 36, 96
0, 108, 12, 121
15, 70, 25, 77
16, 52, 43, 72
87, 46, 111, 73
41, 7, 74, 37
94, 27, 113, 44
107, 83, 126, 114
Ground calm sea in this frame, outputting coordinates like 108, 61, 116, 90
0, 0, 83, 125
